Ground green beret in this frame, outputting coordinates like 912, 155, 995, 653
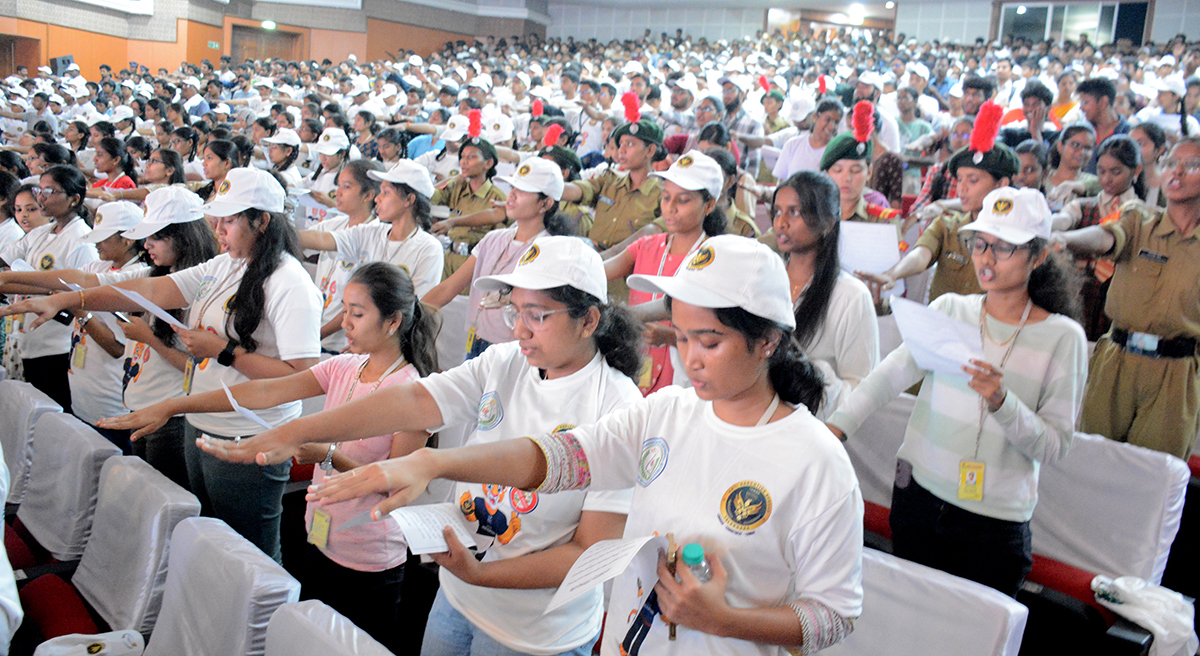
541, 145, 582, 174
766, 90, 786, 103
947, 143, 1020, 182
611, 118, 664, 147
819, 131, 872, 171
460, 135, 498, 164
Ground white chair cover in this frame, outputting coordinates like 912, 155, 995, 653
16, 413, 120, 561
0, 449, 20, 649
823, 548, 1028, 656
0, 380, 61, 505
436, 294, 469, 372
264, 601, 392, 656
843, 394, 916, 509
145, 517, 300, 656
73, 457, 201, 636
1031, 433, 1189, 584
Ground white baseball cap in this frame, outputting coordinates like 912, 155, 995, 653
484, 113, 515, 143
198, 167, 286, 217
83, 201, 144, 243
787, 90, 816, 123
262, 128, 302, 147
123, 187, 205, 239
498, 157, 564, 201
368, 160, 435, 199
958, 187, 1050, 245
214, 103, 232, 115
1153, 74, 1187, 99
440, 114, 471, 143
313, 128, 351, 155
629, 234, 795, 329
182, 76, 201, 90
475, 235, 608, 301
48, 94, 65, 106
858, 71, 885, 90
652, 150, 723, 200
111, 105, 135, 122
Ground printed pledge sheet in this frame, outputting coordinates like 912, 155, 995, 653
891, 297, 983, 379
544, 535, 668, 614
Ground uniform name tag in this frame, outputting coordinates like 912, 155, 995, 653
1137, 250, 1169, 264
599, 195, 615, 206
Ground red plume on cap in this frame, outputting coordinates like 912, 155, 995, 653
970, 100, 1003, 154
467, 109, 482, 139
543, 124, 564, 149
818, 75, 827, 96
758, 75, 770, 93
621, 91, 641, 124
531, 99, 543, 118
852, 101, 874, 144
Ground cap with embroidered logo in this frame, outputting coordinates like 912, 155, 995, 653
198, 167, 286, 217
474, 235, 607, 301
122, 186, 205, 239
313, 128, 350, 155
82, 201, 144, 243
651, 150, 723, 199
958, 186, 1051, 245
498, 157, 564, 201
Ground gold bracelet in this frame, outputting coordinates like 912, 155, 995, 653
79, 289, 85, 311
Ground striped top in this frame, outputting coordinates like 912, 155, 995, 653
829, 293, 1088, 522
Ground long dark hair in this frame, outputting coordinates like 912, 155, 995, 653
1026, 238, 1082, 321
543, 285, 642, 378
348, 262, 440, 377
1096, 135, 1145, 199
41, 165, 91, 226
152, 148, 186, 185
341, 159, 384, 212
173, 126, 199, 161
97, 137, 138, 184
149, 219, 220, 345
1049, 124, 1095, 169
389, 182, 433, 230
227, 199, 303, 352
0, 152, 30, 179
196, 139, 239, 199
774, 171, 841, 348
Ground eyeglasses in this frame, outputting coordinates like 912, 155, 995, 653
1163, 157, 1200, 174
964, 235, 1031, 261
502, 304, 570, 330
1063, 140, 1095, 152
32, 187, 61, 198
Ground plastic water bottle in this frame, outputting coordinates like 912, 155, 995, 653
680, 543, 711, 583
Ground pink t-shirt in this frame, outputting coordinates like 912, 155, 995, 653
304, 353, 422, 571
625, 233, 690, 307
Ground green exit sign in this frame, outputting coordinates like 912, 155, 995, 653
208, 41, 220, 49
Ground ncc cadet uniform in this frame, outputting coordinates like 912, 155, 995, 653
575, 170, 662, 249
847, 197, 901, 235
433, 176, 507, 281
1080, 202, 1200, 459
914, 210, 985, 302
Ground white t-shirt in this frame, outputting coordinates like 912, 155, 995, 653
68, 258, 150, 424
0, 219, 24, 253
571, 386, 864, 656
416, 149, 461, 182
168, 253, 322, 436
275, 165, 302, 189
419, 342, 641, 655
1134, 106, 1200, 136
1, 218, 98, 359
773, 132, 826, 180
330, 222, 443, 298
302, 168, 341, 228
796, 271, 880, 419
312, 215, 358, 352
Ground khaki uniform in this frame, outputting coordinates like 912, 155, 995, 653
913, 210, 984, 302
1080, 203, 1200, 458
728, 207, 761, 238
433, 178, 507, 280
847, 198, 901, 237
576, 171, 662, 249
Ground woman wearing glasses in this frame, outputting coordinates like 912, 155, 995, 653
1045, 124, 1101, 211
1054, 137, 1200, 460
829, 186, 1087, 598
0, 165, 99, 412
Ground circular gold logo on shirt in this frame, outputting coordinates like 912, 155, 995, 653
518, 244, 539, 265
992, 198, 1013, 215
719, 480, 772, 533
687, 246, 714, 270
39, 254, 54, 270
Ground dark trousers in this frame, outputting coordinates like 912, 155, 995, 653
92, 424, 132, 455
131, 415, 190, 492
22, 354, 71, 413
890, 476, 1033, 598
302, 543, 406, 653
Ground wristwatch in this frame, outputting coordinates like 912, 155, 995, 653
320, 444, 336, 472
217, 339, 238, 367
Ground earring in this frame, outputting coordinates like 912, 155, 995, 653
388, 328, 396, 336
766, 350, 773, 357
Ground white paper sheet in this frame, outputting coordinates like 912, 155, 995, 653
113, 287, 188, 330
297, 193, 328, 211
220, 381, 274, 431
891, 297, 983, 380
545, 535, 668, 614
388, 503, 484, 555
839, 221, 905, 297
9, 259, 34, 272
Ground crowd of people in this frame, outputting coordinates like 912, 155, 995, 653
0, 21, 1196, 655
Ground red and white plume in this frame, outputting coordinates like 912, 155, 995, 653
758, 75, 770, 93
467, 109, 482, 139
531, 99, 544, 118
852, 101, 875, 144
818, 75, 827, 96
970, 100, 1003, 154
543, 124, 564, 149
621, 91, 641, 124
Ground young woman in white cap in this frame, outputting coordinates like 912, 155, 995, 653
105, 261, 439, 653
0, 200, 149, 450
829, 186, 1086, 598
298, 161, 444, 332
261, 127, 304, 188
423, 156, 572, 359
204, 235, 863, 656
604, 149, 727, 395
302, 127, 352, 227
202, 235, 644, 656
0, 167, 322, 559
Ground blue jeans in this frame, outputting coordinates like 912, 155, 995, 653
183, 421, 291, 561
421, 589, 597, 656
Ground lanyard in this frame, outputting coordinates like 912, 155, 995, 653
190, 261, 246, 332
343, 355, 406, 406
649, 233, 706, 301
972, 298, 1032, 458
756, 394, 781, 427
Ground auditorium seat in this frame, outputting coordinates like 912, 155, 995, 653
10, 413, 121, 569
18, 457, 200, 641
144, 517, 300, 656
264, 600, 393, 656
0, 380, 62, 508
823, 548, 1028, 656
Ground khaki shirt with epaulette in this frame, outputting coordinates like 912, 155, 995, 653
848, 198, 902, 238
1100, 202, 1200, 340
914, 210, 984, 301
432, 178, 507, 247
576, 171, 663, 249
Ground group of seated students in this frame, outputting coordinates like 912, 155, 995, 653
0, 22, 1196, 655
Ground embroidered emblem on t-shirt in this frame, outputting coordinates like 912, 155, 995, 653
719, 480, 771, 533
638, 437, 669, 486
39, 254, 54, 270
477, 391, 503, 430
